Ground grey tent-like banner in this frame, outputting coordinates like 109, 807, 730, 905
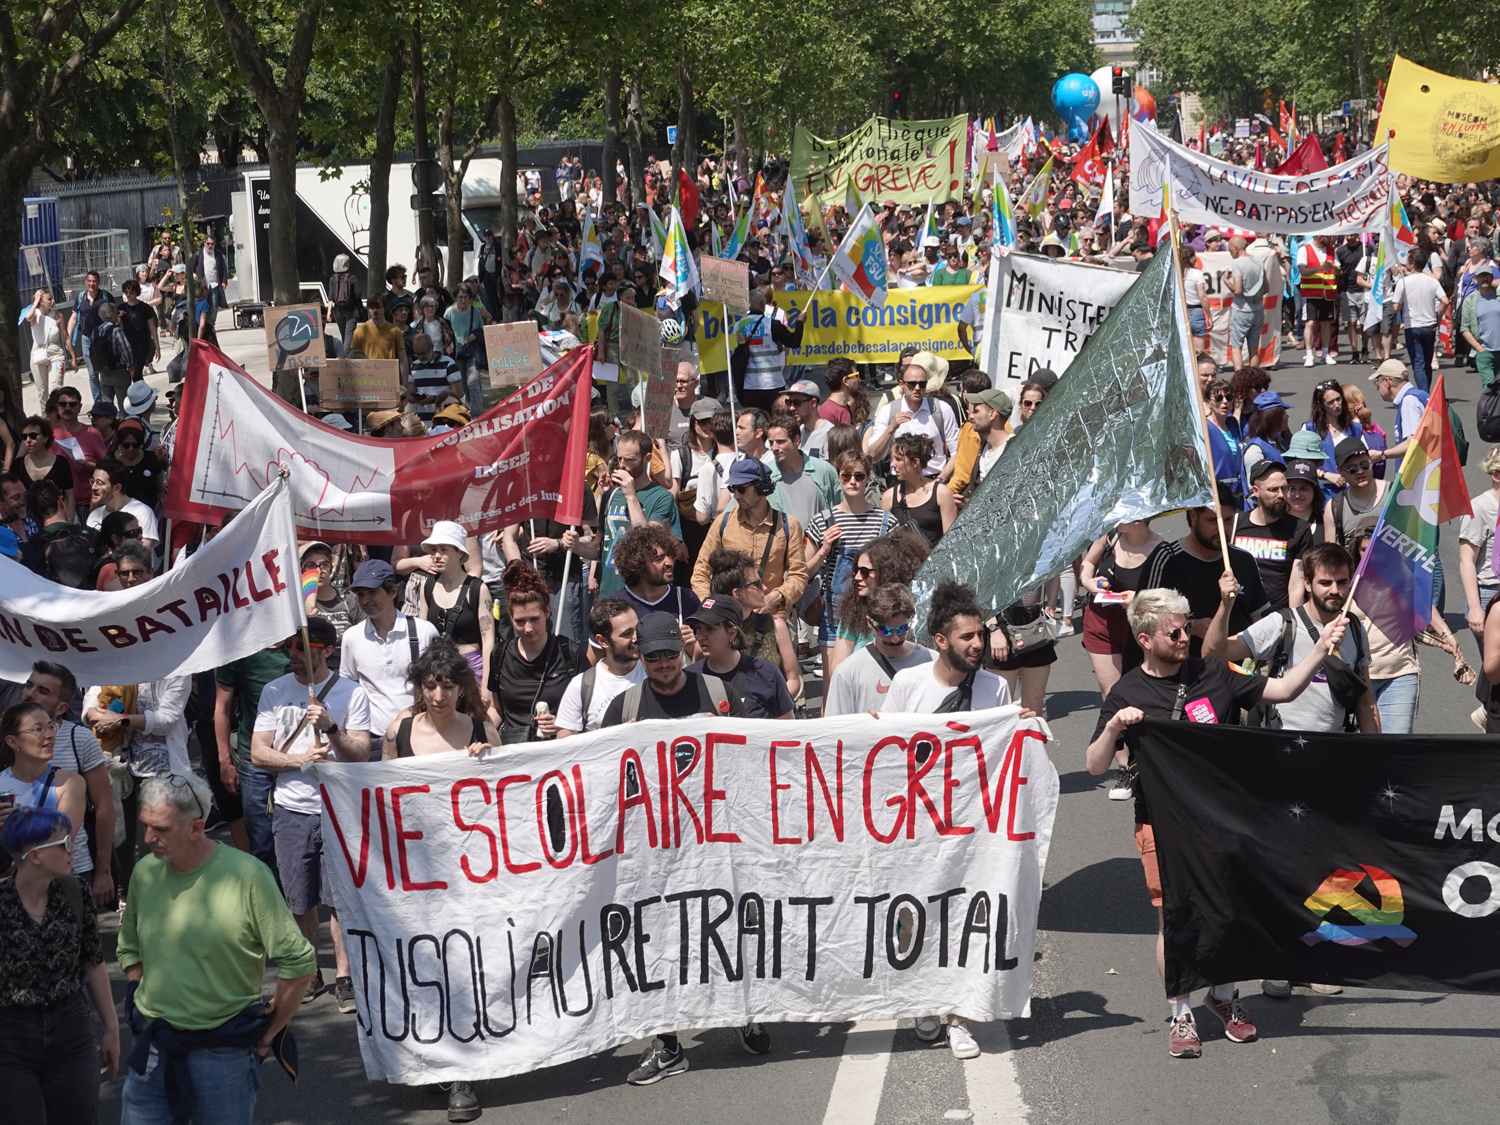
913, 246, 1213, 613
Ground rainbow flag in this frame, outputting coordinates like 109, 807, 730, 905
1353, 374, 1471, 644
1021, 155, 1053, 219
829, 201, 888, 307
991, 168, 1018, 256
301, 568, 320, 604
659, 205, 699, 308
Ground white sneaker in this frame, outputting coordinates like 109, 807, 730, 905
914, 1015, 943, 1042
1472, 706, 1488, 732
947, 1023, 981, 1059
1056, 620, 1075, 637
1303, 353, 1316, 367
1325, 353, 1338, 365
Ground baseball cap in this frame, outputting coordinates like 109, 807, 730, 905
88, 400, 118, 418
300, 616, 339, 648
1030, 368, 1060, 392
0, 528, 18, 560
969, 388, 1014, 415
687, 596, 744, 630
636, 611, 684, 657
320, 413, 352, 431
689, 396, 721, 420
727, 458, 766, 487
1249, 457, 1287, 484
349, 559, 397, 590
299, 540, 334, 563
1251, 390, 1287, 411
785, 379, 820, 400
1370, 358, 1410, 383
1335, 437, 1370, 466
422, 520, 470, 555
1284, 460, 1321, 485
921, 235, 941, 248
1477, 261, 1497, 278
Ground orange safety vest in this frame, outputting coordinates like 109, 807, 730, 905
1299, 244, 1338, 301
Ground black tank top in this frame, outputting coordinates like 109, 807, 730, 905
894, 481, 944, 548
423, 575, 482, 644
394, 714, 487, 757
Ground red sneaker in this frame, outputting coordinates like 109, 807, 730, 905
1168, 1012, 1201, 1058
1204, 989, 1258, 1043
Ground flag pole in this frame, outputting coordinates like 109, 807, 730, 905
1166, 208, 1235, 575
276, 465, 322, 748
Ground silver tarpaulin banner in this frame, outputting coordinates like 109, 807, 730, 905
916, 245, 1212, 612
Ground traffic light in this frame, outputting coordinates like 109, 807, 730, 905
1111, 67, 1127, 95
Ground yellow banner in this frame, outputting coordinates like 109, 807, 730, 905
692, 300, 732, 374
772, 285, 982, 362
1375, 55, 1500, 182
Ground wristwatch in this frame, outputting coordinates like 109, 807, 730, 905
324, 722, 340, 737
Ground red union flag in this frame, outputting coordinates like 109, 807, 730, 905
1070, 126, 1106, 188
164, 340, 592, 544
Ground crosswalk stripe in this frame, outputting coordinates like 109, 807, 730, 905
818, 1019, 898, 1125
961, 1022, 1028, 1123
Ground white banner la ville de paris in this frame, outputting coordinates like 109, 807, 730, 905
0, 475, 304, 685
1130, 126, 1389, 235
309, 708, 1059, 1085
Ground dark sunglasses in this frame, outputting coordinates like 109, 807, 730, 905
1155, 622, 1193, 642
1342, 459, 1372, 473
21, 432, 43, 441
1209, 393, 1232, 403
855, 565, 878, 578
900, 380, 926, 390
840, 471, 868, 483
641, 649, 678, 663
730, 483, 758, 494
870, 620, 911, 638
117, 441, 142, 449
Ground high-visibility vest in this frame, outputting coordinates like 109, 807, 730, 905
1299, 245, 1338, 300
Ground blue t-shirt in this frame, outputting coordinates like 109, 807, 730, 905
597, 483, 681, 598
688, 654, 794, 719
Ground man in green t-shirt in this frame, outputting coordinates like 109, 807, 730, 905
117, 772, 315, 1119
215, 644, 291, 879
580, 429, 681, 599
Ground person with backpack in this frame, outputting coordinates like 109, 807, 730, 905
553, 598, 644, 736
0, 806, 119, 1122
865, 352, 961, 480
338, 560, 440, 761
325, 254, 364, 344
685, 596, 793, 719
88, 302, 134, 410
66, 271, 114, 405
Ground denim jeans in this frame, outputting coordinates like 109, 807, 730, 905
1405, 326, 1436, 392
121, 1042, 260, 1125
1372, 673, 1419, 735
0, 992, 101, 1123
237, 761, 281, 889
80, 336, 102, 403
463, 360, 484, 417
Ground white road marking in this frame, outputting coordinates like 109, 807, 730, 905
818, 1020, 898, 1125
963, 1021, 1029, 1124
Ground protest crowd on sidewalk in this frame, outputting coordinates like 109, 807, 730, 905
7, 26, 1500, 1125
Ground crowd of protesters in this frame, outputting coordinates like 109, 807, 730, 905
5, 119, 1500, 1125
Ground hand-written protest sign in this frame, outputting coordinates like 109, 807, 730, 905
265, 303, 325, 371
700, 256, 750, 315
641, 347, 679, 439
984, 254, 1138, 384
484, 322, 545, 389
1193, 246, 1284, 368
317, 358, 402, 410
617, 302, 661, 374
792, 114, 971, 206
0, 475, 304, 684
311, 708, 1058, 1085
1130, 126, 1389, 234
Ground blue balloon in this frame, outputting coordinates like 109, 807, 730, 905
1052, 73, 1101, 142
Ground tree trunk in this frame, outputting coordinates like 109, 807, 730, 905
438, 79, 462, 291
410, 19, 438, 275
672, 58, 696, 203
733, 112, 748, 180
0, 153, 39, 403
602, 66, 621, 207
158, 0, 198, 338
266, 124, 300, 305
497, 93, 520, 262
626, 74, 646, 209
366, 40, 403, 298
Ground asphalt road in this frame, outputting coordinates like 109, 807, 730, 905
97, 349, 1497, 1125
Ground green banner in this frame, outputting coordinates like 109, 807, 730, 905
913, 247, 1213, 613
790, 114, 970, 207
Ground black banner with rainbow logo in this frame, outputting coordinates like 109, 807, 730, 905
1132, 721, 1500, 995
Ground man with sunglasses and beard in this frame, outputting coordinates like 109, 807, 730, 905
1233, 460, 1313, 611
824, 583, 934, 716
1087, 583, 1345, 1059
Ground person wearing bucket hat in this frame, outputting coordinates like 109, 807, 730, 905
120, 380, 159, 451
685, 596, 794, 720
867, 353, 960, 478
320, 413, 352, 431
417, 520, 494, 697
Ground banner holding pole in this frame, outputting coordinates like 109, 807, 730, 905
312, 708, 1058, 1084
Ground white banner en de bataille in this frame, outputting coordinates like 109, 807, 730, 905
0, 474, 304, 684
310, 708, 1059, 1085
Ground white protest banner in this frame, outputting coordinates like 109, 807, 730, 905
1193, 245, 1284, 368
1130, 126, 1389, 234
312, 708, 1058, 1084
0, 474, 304, 684
982, 253, 1138, 385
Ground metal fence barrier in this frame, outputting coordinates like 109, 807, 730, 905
18, 228, 134, 298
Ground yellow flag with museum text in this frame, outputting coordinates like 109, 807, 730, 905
1375, 55, 1500, 182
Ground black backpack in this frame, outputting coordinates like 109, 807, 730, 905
1478, 382, 1500, 444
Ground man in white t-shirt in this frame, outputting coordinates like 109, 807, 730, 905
865, 353, 961, 478
555, 599, 645, 735
1390, 261, 1450, 392
251, 617, 372, 1010
86, 458, 158, 548
876, 580, 1012, 1062
337, 560, 440, 758
824, 584, 934, 716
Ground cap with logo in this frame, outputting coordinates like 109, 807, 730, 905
1334, 437, 1370, 466
687, 596, 744, 630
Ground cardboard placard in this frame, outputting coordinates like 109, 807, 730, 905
618, 302, 661, 374
641, 347, 680, 439
316, 358, 403, 411
484, 322, 545, 388
699, 256, 750, 315
264, 303, 325, 371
